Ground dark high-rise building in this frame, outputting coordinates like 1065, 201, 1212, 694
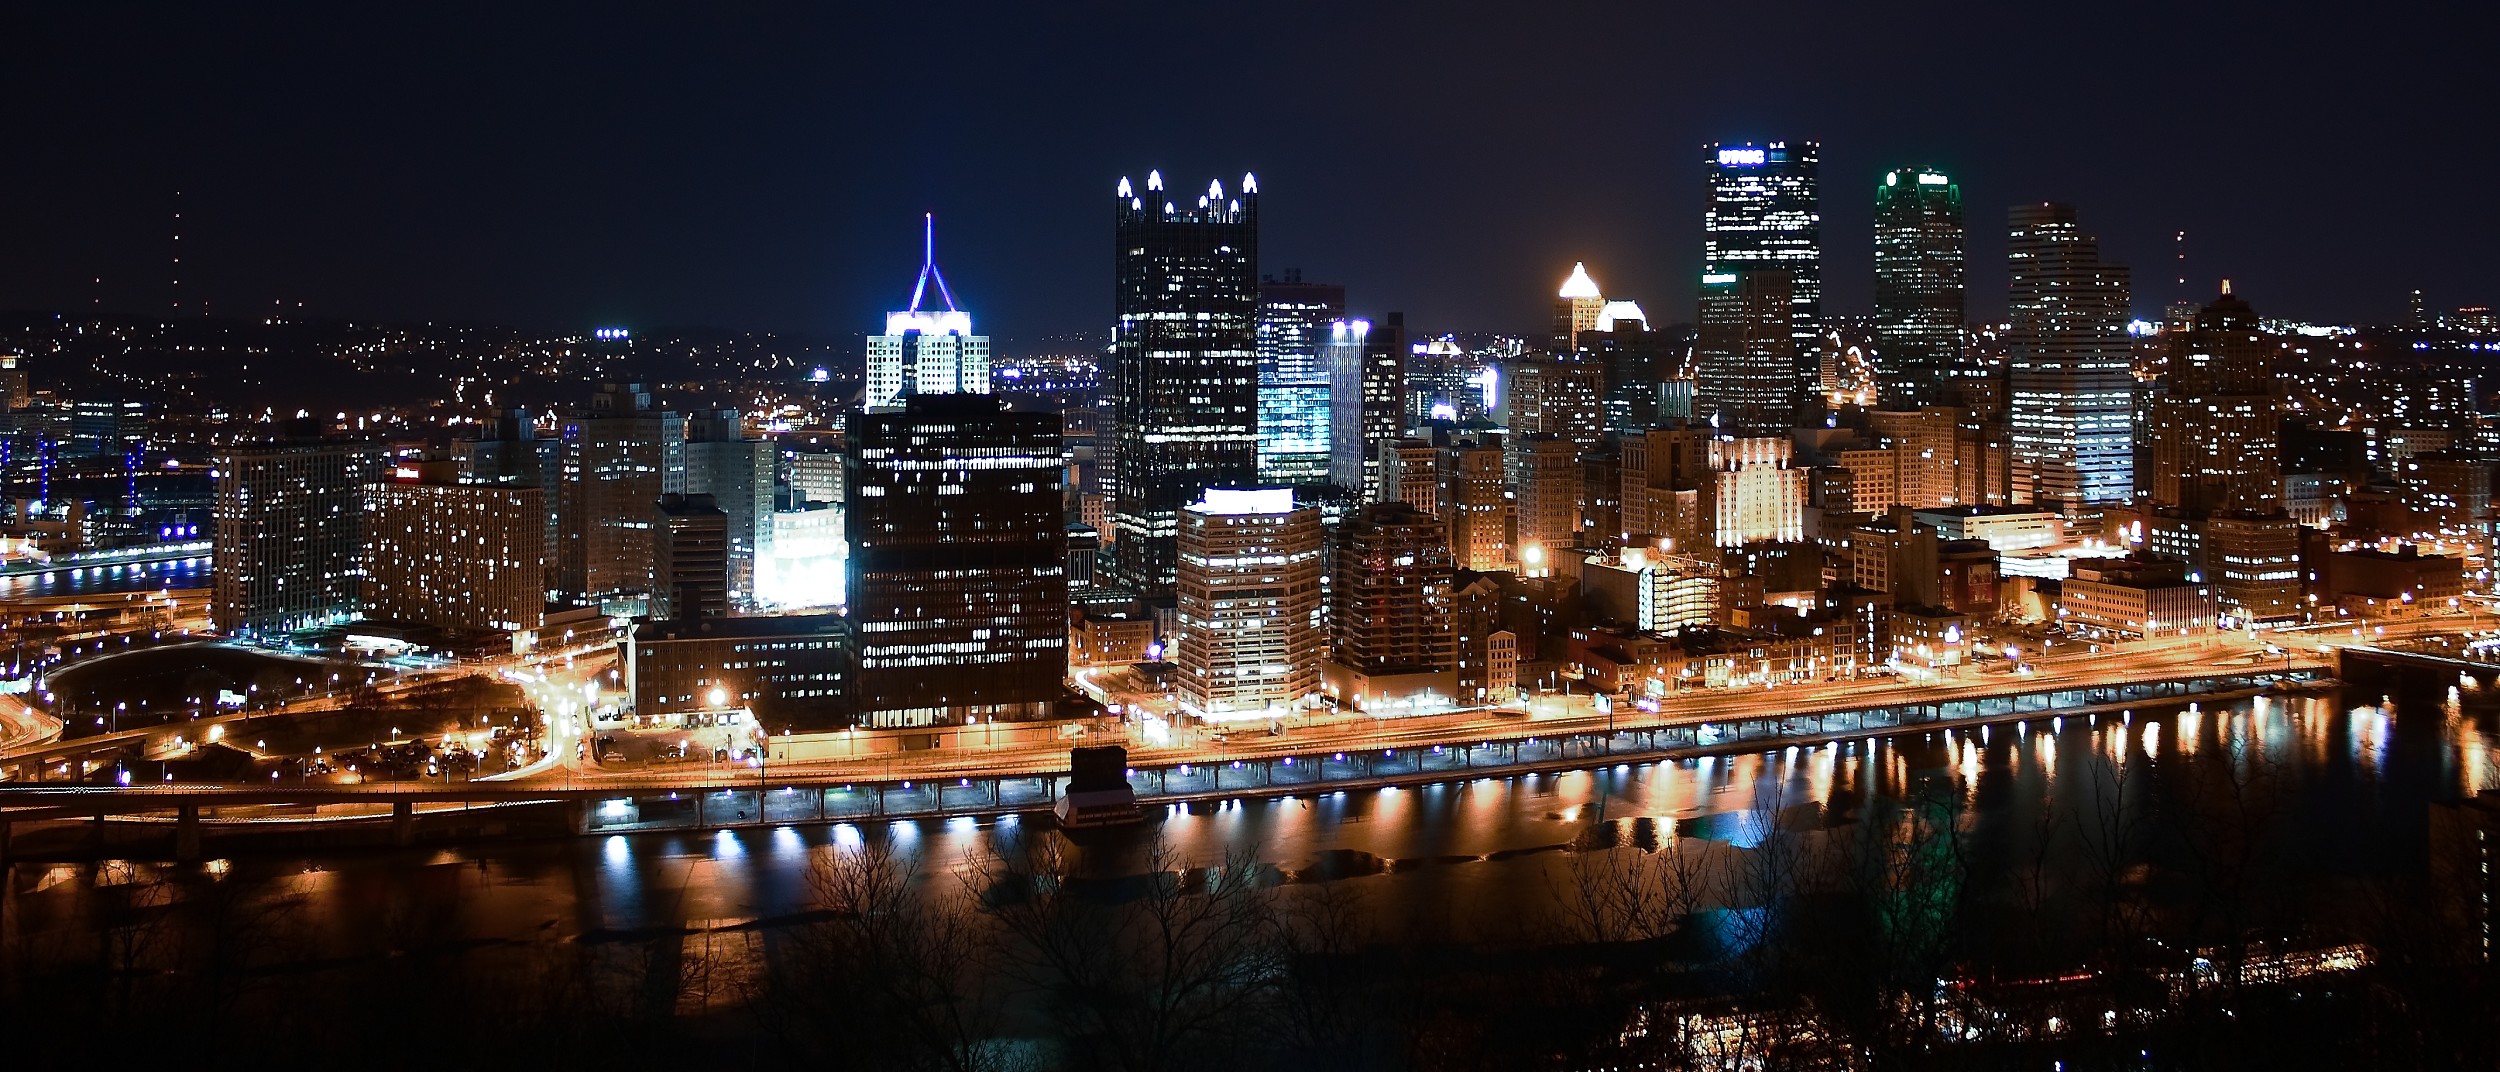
1255, 271, 1344, 485
654, 492, 729, 621
1706, 141, 1821, 382
1326, 313, 1406, 498
1873, 166, 1966, 408
2007, 203, 2133, 506
212, 440, 384, 634
569, 383, 686, 603
1578, 305, 1677, 433
1503, 350, 1606, 458
1403, 335, 1482, 428
845, 393, 1067, 728
1325, 501, 1460, 711
1111, 169, 1261, 592
1694, 269, 1797, 436
685, 410, 773, 606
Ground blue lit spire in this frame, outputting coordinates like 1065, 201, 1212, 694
906, 212, 960, 315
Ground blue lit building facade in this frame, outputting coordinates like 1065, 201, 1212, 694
1255, 273, 1343, 485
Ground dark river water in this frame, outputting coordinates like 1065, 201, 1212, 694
7, 686, 2493, 960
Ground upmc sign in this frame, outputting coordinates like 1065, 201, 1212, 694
1716, 148, 1767, 166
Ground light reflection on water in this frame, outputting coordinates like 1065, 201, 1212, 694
6, 691, 2495, 955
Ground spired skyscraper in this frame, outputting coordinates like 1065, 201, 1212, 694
1705, 140, 1821, 407
1111, 170, 1261, 592
1254, 271, 1344, 485
865, 214, 989, 413
1873, 167, 1967, 408
2006, 203, 2133, 506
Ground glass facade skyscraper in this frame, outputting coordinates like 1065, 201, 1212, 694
1255, 273, 1343, 485
1873, 167, 1966, 408
2007, 203, 2134, 506
1111, 170, 1261, 592
1705, 140, 1821, 404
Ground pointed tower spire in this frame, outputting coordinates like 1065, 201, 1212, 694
906, 213, 961, 314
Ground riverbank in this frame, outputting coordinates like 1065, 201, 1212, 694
0, 679, 2332, 862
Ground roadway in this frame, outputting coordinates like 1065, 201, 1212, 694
491, 627, 2334, 791
0, 612, 2478, 802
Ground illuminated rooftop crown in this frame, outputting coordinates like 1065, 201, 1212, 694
1559, 261, 1602, 300
1114, 169, 1259, 221
885, 213, 972, 336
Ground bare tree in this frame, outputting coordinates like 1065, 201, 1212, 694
748, 833, 1022, 1072
981, 831, 1282, 1072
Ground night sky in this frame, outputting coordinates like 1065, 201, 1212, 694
5, 3, 2493, 342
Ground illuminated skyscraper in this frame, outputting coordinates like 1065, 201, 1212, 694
2143, 286, 2281, 512
1874, 167, 1966, 407
1326, 313, 1405, 498
2007, 203, 2134, 506
1111, 170, 1261, 591
1513, 433, 1581, 570
865, 214, 989, 412
1553, 261, 1606, 350
1175, 488, 1322, 718
1705, 141, 1821, 376
1442, 445, 1510, 571
1693, 269, 1796, 436
1254, 272, 1343, 485
845, 393, 1067, 728
212, 440, 384, 634
363, 465, 545, 634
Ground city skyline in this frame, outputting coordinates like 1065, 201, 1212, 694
4, 6, 2494, 338
9, 9, 2500, 1065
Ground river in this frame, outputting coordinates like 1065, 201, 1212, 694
3, 684, 2494, 1065
7, 686, 2491, 949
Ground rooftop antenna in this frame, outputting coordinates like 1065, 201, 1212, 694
2173, 229, 2187, 296
906, 213, 960, 314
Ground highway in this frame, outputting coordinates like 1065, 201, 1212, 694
0, 613, 2478, 805
445, 627, 2330, 792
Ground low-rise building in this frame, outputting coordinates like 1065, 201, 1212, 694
1890, 605, 1971, 668
2305, 540, 2465, 618
1914, 504, 2063, 552
622, 613, 849, 730
1070, 606, 1156, 667
2060, 556, 2216, 639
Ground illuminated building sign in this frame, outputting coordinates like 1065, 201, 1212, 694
1716, 148, 1766, 166
1702, 272, 1738, 285
1917, 173, 1951, 185
594, 327, 630, 340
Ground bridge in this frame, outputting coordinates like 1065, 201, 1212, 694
0, 665, 2332, 861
